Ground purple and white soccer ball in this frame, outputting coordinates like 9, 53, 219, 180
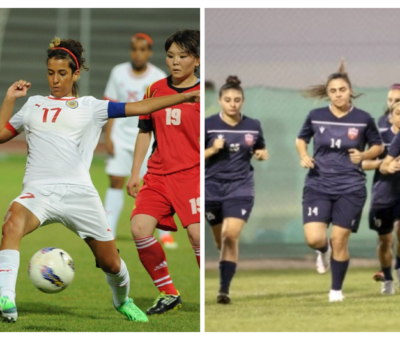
28, 247, 75, 294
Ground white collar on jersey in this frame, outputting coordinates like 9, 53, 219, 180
48, 95, 77, 100
329, 103, 354, 115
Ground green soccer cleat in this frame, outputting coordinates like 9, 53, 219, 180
114, 298, 148, 322
146, 291, 182, 315
0, 296, 17, 323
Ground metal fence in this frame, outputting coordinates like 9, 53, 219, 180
205, 8, 400, 260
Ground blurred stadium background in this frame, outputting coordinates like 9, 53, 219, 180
205, 8, 400, 262
0, 8, 200, 332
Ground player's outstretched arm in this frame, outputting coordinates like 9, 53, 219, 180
124, 90, 200, 117
0, 80, 31, 144
126, 130, 152, 198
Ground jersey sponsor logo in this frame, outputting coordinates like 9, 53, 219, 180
0, 269, 11, 273
66, 100, 79, 109
347, 128, 359, 140
241, 209, 247, 216
35, 103, 42, 108
154, 261, 168, 271
319, 127, 325, 134
245, 133, 254, 145
20, 193, 35, 199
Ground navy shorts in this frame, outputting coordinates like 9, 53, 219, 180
369, 203, 400, 236
205, 197, 254, 226
302, 186, 366, 232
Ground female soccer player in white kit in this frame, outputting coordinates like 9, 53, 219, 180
103, 33, 177, 248
0, 37, 199, 323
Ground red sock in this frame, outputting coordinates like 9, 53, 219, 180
193, 245, 200, 267
134, 236, 178, 295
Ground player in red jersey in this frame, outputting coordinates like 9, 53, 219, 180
126, 29, 200, 315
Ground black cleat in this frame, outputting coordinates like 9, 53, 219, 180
217, 293, 231, 304
146, 291, 182, 315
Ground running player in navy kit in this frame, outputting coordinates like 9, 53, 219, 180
205, 76, 268, 304
296, 62, 383, 302
363, 99, 400, 294
377, 84, 400, 133
371, 85, 400, 282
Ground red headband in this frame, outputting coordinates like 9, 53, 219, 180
131, 33, 153, 46
52, 47, 80, 70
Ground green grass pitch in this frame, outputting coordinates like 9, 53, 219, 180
205, 267, 400, 332
0, 154, 199, 332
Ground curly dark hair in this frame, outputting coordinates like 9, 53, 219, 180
47, 37, 89, 96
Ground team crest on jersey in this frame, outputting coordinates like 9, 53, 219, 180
245, 133, 254, 145
66, 100, 79, 109
347, 128, 359, 140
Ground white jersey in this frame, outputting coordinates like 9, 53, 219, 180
8, 95, 109, 189
104, 61, 166, 149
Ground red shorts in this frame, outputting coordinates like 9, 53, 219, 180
131, 166, 200, 231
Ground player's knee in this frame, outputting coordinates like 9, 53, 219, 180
99, 258, 121, 274
378, 235, 393, 251
131, 220, 151, 239
221, 230, 239, 246
2, 216, 24, 240
330, 236, 347, 252
305, 236, 326, 249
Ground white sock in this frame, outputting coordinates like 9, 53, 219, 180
0, 250, 20, 303
105, 259, 129, 307
157, 229, 170, 238
104, 188, 124, 238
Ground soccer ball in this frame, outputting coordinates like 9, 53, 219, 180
28, 247, 75, 294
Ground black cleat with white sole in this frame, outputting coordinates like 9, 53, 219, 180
146, 292, 182, 315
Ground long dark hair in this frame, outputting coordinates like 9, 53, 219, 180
301, 60, 362, 100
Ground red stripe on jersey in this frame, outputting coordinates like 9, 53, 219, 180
47, 96, 77, 101
103, 96, 118, 102
5, 122, 19, 136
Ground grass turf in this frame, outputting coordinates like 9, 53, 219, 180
205, 267, 400, 332
0, 154, 199, 332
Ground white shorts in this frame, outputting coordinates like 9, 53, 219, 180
105, 145, 149, 178
13, 184, 114, 242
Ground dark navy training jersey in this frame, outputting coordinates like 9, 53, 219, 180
205, 113, 265, 201
371, 128, 400, 209
298, 106, 382, 195
378, 114, 391, 132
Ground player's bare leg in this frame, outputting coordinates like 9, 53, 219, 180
104, 175, 125, 238
211, 224, 222, 251
0, 202, 40, 322
377, 233, 394, 294
84, 237, 147, 322
217, 218, 245, 304
395, 220, 400, 287
373, 235, 385, 282
328, 226, 352, 302
304, 222, 331, 274
131, 214, 181, 315
187, 222, 200, 267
